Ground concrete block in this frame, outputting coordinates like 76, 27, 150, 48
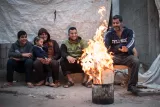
70, 73, 84, 83
0, 44, 8, 58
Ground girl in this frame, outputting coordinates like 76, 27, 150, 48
33, 36, 57, 87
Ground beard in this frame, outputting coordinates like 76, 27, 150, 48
113, 26, 121, 31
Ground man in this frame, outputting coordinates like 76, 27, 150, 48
60, 27, 91, 88
104, 15, 140, 94
4, 30, 34, 88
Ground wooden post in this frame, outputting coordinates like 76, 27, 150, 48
92, 69, 114, 104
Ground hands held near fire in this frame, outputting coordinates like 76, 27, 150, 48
66, 56, 77, 63
118, 46, 128, 52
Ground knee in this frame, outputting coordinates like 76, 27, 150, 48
25, 59, 33, 66
33, 60, 42, 68
51, 60, 59, 66
7, 59, 16, 67
132, 56, 140, 65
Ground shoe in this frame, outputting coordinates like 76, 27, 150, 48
35, 80, 45, 86
127, 86, 139, 95
63, 81, 74, 88
1, 82, 13, 88
27, 82, 34, 88
82, 81, 92, 88
55, 81, 61, 87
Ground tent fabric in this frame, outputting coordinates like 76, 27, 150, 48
138, 54, 160, 89
0, 0, 111, 43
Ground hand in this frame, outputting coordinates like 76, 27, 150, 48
45, 58, 52, 64
66, 56, 76, 63
37, 58, 46, 64
11, 58, 21, 61
22, 53, 32, 58
118, 46, 128, 52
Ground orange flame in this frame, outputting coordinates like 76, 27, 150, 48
79, 6, 113, 84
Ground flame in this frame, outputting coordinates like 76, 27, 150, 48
79, 6, 113, 84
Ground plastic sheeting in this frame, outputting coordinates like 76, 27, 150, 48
0, 0, 111, 43
138, 54, 160, 89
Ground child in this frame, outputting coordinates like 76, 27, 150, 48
33, 36, 57, 87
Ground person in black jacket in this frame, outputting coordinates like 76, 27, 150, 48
104, 15, 140, 94
4, 30, 34, 88
33, 28, 61, 87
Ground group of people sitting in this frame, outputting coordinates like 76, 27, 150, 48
4, 27, 92, 88
3, 15, 140, 95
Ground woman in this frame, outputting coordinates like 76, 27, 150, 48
33, 28, 61, 87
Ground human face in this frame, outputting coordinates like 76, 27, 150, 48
19, 35, 27, 45
112, 19, 122, 31
39, 33, 48, 41
69, 29, 78, 41
36, 39, 44, 47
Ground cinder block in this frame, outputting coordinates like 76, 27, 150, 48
14, 72, 25, 82
70, 73, 84, 83
0, 45, 7, 58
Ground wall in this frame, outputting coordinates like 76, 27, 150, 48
0, 0, 111, 69
120, 0, 160, 68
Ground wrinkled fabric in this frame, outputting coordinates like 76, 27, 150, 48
138, 54, 160, 89
0, 0, 111, 43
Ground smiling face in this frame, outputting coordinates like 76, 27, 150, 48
68, 29, 78, 41
112, 19, 122, 31
36, 38, 44, 47
39, 33, 48, 41
19, 35, 27, 45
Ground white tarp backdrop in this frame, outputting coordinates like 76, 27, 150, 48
0, 0, 111, 43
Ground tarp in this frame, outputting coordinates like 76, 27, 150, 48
138, 54, 160, 89
0, 0, 111, 43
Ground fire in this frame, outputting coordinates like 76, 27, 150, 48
79, 6, 114, 84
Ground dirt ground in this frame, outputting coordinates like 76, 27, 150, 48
0, 81, 160, 107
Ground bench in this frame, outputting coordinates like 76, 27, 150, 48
114, 65, 130, 86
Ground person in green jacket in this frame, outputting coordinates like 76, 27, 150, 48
60, 27, 91, 88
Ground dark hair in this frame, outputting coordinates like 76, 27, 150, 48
68, 27, 77, 35
112, 15, 123, 22
33, 36, 42, 45
17, 30, 27, 39
38, 28, 50, 41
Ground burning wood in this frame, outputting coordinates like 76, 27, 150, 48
79, 6, 114, 104
79, 6, 114, 84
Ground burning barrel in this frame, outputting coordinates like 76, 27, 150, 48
92, 69, 114, 104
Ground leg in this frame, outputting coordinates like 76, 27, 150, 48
60, 59, 73, 81
6, 59, 18, 83
60, 59, 74, 88
113, 55, 140, 91
43, 64, 57, 87
50, 60, 60, 85
33, 59, 45, 86
123, 56, 140, 89
24, 59, 34, 88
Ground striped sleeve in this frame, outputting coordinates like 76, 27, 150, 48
126, 30, 135, 50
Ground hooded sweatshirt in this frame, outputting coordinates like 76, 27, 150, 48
8, 40, 33, 60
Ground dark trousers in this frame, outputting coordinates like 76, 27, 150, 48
60, 58, 84, 76
113, 55, 140, 88
33, 59, 59, 82
7, 59, 33, 82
